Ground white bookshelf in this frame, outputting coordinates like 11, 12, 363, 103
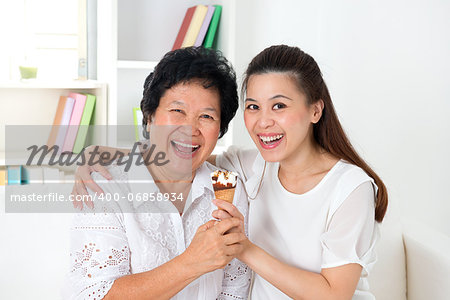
117, 60, 159, 70
97, 0, 236, 150
0, 80, 108, 167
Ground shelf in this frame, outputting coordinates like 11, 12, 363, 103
0, 151, 82, 168
0, 80, 105, 89
117, 60, 158, 70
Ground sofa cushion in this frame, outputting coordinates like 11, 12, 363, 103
368, 198, 407, 300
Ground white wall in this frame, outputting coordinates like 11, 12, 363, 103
232, 0, 450, 236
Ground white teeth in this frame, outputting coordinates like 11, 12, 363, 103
172, 141, 199, 149
259, 134, 284, 143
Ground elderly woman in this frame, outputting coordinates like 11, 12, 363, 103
63, 47, 251, 300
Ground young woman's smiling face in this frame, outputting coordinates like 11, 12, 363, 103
148, 80, 221, 173
244, 72, 322, 163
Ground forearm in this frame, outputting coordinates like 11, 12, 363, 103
104, 253, 201, 299
240, 242, 349, 300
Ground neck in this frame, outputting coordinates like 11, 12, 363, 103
279, 134, 323, 179
142, 147, 194, 193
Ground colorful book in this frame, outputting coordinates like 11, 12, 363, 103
62, 93, 87, 153
0, 167, 7, 186
47, 96, 68, 147
54, 97, 75, 152
72, 94, 96, 153
181, 5, 208, 48
194, 5, 215, 47
172, 6, 196, 50
203, 5, 222, 48
7, 166, 22, 185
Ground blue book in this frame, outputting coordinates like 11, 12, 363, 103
7, 166, 23, 185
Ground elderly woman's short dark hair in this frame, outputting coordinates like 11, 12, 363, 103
140, 47, 238, 139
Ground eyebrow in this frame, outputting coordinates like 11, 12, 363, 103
203, 107, 217, 112
169, 100, 186, 106
170, 100, 217, 113
245, 94, 293, 102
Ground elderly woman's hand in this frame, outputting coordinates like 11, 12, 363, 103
182, 217, 246, 276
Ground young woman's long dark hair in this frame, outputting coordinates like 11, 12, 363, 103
242, 45, 388, 222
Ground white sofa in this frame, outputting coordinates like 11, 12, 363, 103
368, 201, 450, 300
1, 192, 449, 299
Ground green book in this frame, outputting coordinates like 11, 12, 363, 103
133, 107, 144, 141
72, 94, 96, 153
202, 5, 222, 48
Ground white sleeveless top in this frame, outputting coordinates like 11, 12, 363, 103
217, 147, 379, 300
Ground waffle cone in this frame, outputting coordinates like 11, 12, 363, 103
214, 188, 235, 203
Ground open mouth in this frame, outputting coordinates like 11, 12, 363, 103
171, 140, 201, 157
258, 134, 284, 146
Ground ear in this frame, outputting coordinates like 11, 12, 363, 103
145, 115, 153, 134
311, 99, 324, 124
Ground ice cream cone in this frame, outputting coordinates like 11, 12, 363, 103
214, 187, 236, 204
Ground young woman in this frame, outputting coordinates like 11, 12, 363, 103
73, 45, 387, 299
210, 45, 387, 300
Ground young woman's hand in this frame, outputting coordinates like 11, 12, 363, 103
182, 217, 246, 276
211, 199, 250, 259
212, 199, 245, 231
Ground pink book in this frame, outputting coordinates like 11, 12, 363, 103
194, 5, 215, 47
61, 93, 87, 153
54, 97, 75, 152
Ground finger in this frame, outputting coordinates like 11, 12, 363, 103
93, 164, 113, 180
212, 209, 232, 220
84, 195, 94, 209
214, 217, 241, 235
75, 176, 91, 196
198, 220, 216, 232
84, 178, 104, 195
71, 187, 82, 209
213, 199, 244, 220
222, 232, 247, 245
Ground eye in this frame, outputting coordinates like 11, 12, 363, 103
273, 103, 286, 110
200, 114, 214, 120
170, 109, 184, 114
245, 104, 259, 110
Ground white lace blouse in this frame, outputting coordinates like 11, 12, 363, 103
62, 160, 251, 300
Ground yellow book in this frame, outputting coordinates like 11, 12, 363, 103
0, 167, 7, 186
181, 5, 208, 48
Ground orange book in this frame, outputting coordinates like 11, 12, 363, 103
47, 96, 68, 147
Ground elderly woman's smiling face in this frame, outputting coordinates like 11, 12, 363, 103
147, 80, 221, 172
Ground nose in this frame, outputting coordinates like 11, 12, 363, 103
178, 117, 201, 136
257, 109, 275, 129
